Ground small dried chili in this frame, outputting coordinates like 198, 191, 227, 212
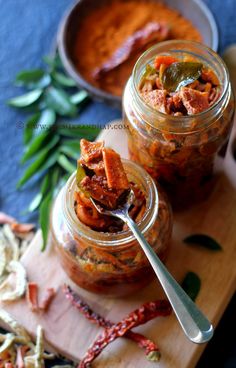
63, 285, 171, 367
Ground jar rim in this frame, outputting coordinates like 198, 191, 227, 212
62, 159, 159, 248
131, 40, 229, 132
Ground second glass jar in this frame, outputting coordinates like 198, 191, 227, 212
123, 41, 235, 209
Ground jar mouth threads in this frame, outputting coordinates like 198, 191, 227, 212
62, 159, 159, 248
130, 40, 229, 133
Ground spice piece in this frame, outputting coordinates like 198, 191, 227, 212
10, 222, 35, 234
26, 282, 39, 312
93, 22, 170, 78
64, 285, 164, 362
40, 287, 56, 311
78, 297, 171, 367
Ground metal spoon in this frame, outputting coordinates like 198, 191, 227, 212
90, 190, 214, 344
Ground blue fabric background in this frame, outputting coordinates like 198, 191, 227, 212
0, 0, 235, 366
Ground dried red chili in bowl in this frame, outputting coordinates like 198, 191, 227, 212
123, 40, 235, 209
50, 140, 173, 296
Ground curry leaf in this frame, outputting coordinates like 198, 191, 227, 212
17, 150, 49, 188
70, 90, 89, 105
7, 89, 43, 107
45, 87, 77, 116
39, 191, 53, 251
183, 234, 222, 251
15, 69, 51, 89
60, 139, 81, 160
58, 125, 100, 139
23, 112, 41, 144
52, 72, 77, 87
181, 271, 201, 301
162, 62, 203, 92
28, 193, 43, 213
58, 154, 76, 174
21, 131, 51, 163
36, 108, 56, 130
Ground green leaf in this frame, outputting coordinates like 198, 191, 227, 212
162, 62, 203, 92
181, 271, 201, 301
58, 125, 100, 139
43, 54, 63, 70
17, 149, 49, 188
58, 154, 76, 174
45, 87, 77, 116
39, 191, 53, 251
21, 131, 50, 163
36, 109, 56, 131
60, 140, 81, 160
183, 234, 222, 251
7, 89, 43, 107
70, 90, 89, 105
28, 192, 43, 212
15, 69, 51, 89
23, 112, 41, 145
18, 143, 60, 188
41, 172, 52, 195
52, 72, 77, 87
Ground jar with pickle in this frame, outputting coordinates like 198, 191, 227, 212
51, 141, 172, 297
123, 40, 235, 209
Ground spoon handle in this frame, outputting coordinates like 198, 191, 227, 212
123, 214, 213, 344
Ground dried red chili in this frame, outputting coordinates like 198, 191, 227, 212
63, 285, 171, 367
63, 285, 163, 362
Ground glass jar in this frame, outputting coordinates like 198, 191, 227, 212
123, 40, 235, 209
51, 160, 173, 297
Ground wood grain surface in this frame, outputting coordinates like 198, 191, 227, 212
0, 120, 236, 368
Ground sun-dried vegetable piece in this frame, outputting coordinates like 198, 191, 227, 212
35, 325, 44, 368
0, 333, 15, 354
2, 224, 20, 262
141, 89, 168, 113
93, 22, 170, 78
0, 242, 7, 277
10, 222, 35, 234
0, 309, 31, 342
201, 68, 219, 86
16, 345, 29, 368
180, 87, 209, 114
80, 139, 104, 163
0, 212, 15, 225
102, 148, 129, 190
0, 261, 27, 302
40, 287, 56, 311
26, 282, 39, 312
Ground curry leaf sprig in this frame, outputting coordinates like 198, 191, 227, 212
7, 53, 100, 250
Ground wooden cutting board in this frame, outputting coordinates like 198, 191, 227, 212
1, 120, 236, 368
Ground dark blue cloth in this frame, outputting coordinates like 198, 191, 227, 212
0, 1, 235, 367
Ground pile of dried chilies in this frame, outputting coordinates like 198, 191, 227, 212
63, 285, 172, 367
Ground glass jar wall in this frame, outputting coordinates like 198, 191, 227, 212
51, 160, 173, 297
123, 41, 235, 209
